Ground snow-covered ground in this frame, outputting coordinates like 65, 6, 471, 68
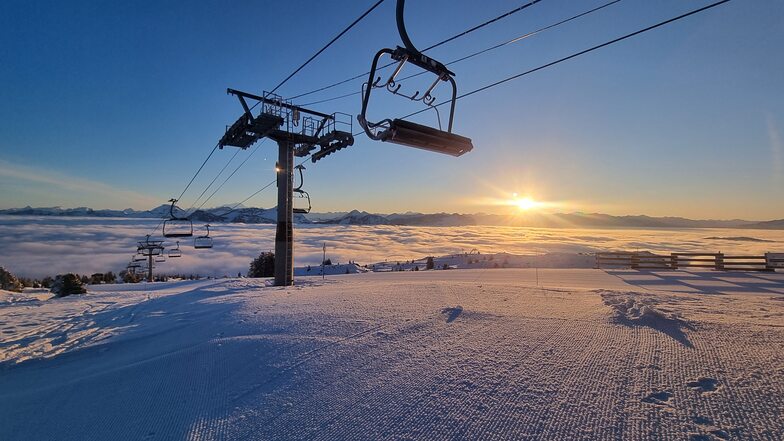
2, 269, 783, 440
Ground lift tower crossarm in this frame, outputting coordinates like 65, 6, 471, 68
226, 89, 335, 121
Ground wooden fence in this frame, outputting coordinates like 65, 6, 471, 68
596, 252, 783, 272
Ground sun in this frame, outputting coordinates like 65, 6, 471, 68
510, 193, 541, 211
516, 197, 538, 210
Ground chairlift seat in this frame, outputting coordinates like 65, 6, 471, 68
194, 237, 213, 249
318, 130, 354, 147
380, 119, 473, 157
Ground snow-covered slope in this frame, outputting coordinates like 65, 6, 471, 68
1, 270, 783, 440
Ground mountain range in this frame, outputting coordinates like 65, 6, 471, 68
1, 205, 783, 230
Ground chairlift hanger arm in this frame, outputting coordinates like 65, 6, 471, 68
395, 0, 453, 77
294, 165, 305, 191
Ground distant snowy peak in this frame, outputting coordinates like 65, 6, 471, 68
332, 210, 388, 225
1, 205, 782, 229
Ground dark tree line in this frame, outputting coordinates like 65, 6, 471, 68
249, 252, 275, 278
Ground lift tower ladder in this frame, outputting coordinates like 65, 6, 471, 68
218, 89, 354, 286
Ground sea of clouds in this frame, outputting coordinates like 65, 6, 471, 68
0, 216, 781, 278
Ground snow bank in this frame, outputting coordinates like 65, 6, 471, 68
294, 263, 368, 276
599, 290, 695, 347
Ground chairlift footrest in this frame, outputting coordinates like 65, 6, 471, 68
219, 113, 284, 149
381, 119, 473, 157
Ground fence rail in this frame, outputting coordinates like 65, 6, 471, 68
596, 252, 782, 272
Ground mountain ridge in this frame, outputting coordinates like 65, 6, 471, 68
1, 205, 783, 230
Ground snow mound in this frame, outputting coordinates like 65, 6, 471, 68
0, 289, 51, 305
600, 291, 681, 323
599, 290, 693, 346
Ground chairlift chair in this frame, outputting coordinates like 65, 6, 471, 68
292, 165, 311, 214
194, 224, 214, 249
168, 241, 182, 258
357, 0, 473, 157
155, 254, 166, 263
162, 198, 194, 238
293, 190, 311, 214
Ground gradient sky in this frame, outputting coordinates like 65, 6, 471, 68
1, 0, 782, 219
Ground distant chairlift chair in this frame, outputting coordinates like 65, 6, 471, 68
292, 165, 311, 214
162, 198, 194, 238
194, 224, 214, 249
357, 0, 473, 157
168, 241, 182, 258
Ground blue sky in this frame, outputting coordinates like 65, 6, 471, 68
1, 0, 782, 219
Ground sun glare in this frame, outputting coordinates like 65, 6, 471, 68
509, 193, 541, 211
516, 197, 538, 211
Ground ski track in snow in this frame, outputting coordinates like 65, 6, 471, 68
1, 269, 783, 440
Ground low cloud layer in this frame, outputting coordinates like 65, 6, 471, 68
0, 216, 781, 278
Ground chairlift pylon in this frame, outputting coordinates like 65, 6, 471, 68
357, 0, 473, 157
194, 224, 214, 249
162, 198, 194, 238
292, 165, 311, 214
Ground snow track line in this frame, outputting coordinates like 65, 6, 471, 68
227, 319, 399, 405
239, 317, 438, 437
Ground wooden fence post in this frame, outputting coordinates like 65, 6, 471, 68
631, 253, 639, 270
670, 253, 678, 270
716, 253, 724, 271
